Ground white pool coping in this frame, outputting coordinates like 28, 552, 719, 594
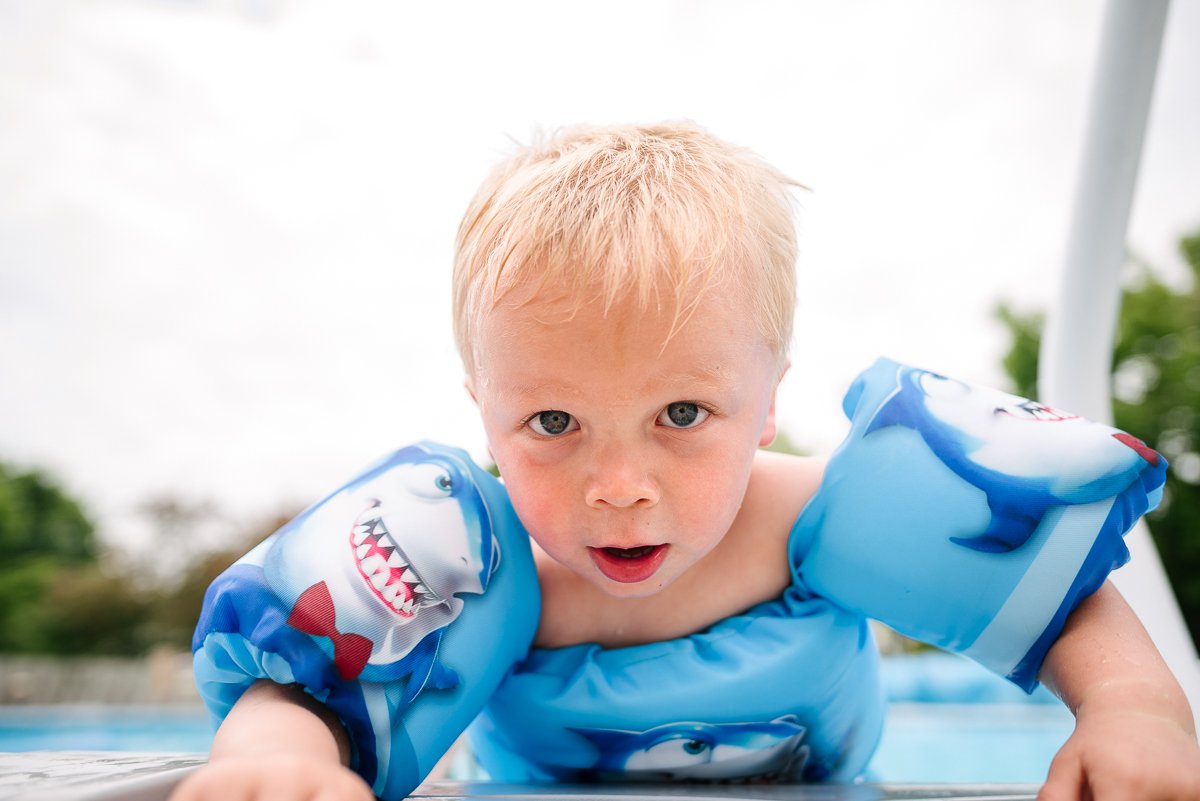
0, 752, 1042, 801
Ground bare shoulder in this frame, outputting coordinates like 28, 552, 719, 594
715, 450, 826, 594
741, 450, 827, 534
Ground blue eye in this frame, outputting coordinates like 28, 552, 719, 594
683, 739, 708, 755
657, 402, 709, 429
435, 473, 453, 493
528, 410, 578, 436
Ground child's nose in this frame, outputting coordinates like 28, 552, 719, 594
584, 449, 659, 509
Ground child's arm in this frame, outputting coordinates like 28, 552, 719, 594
172, 680, 373, 801
1038, 582, 1200, 800
185, 444, 540, 799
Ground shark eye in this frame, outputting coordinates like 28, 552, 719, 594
401, 463, 457, 500
918, 371, 971, 400
640, 737, 714, 768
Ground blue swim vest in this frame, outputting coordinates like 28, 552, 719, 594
192, 360, 1166, 795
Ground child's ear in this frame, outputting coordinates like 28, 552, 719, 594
758, 360, 789, 448
758, 394, 779, 447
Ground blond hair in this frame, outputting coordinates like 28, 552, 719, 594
453, 122, 800, 375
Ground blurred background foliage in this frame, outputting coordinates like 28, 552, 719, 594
0, 464, 288, 655
2, 226, 1197, 656
997, 225, 1200, 647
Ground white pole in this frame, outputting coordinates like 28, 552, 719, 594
1038, 0, 1200, 715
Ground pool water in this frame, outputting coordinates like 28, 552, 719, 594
0, 654, 1075, 784
871, 703, 1072, 782
0, 705, 213, 753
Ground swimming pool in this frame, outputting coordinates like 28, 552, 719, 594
0, 654, 1074, 784
0, 705, 212, 753
0, 702, 1072, 783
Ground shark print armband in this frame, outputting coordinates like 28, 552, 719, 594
790, 358, 1166, 692
191, 442, 540, 800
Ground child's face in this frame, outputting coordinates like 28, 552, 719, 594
468, 284, 783, 599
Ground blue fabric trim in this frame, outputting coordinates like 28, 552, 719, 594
1005, 454, 1166, 691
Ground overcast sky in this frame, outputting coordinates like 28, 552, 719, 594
2, 0, 1198, 558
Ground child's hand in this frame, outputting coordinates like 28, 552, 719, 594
1039, 583, 1199, 801
172, 753, 374, 801
1040, 701, 1200, 800
169, 680, 374, 801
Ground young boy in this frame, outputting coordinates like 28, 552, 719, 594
176, 122, 1199, 800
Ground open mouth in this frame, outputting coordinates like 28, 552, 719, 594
588, 544, 669, 584
603, 545, 657, 559
349, 501, 443, 618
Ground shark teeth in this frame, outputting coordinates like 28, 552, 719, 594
348, 500, 442, 618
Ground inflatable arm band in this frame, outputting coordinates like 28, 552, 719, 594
191, 442, 540, 799
792, 358, 1167, 691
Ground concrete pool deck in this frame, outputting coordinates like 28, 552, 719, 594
0, 752, 1042, 801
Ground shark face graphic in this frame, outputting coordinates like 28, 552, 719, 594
264, 445, 500, 667
346, 459, 493, 621
571, 717, 810, 781
865, 365, 1160, 553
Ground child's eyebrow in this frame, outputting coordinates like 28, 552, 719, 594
497, 380, 587, 401
643, 361, 740, 389
659, 365, 734, 387
497, 366, 736, 402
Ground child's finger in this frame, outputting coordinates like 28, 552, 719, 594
1037, 752, 1086, 801
170, 768, 254, 801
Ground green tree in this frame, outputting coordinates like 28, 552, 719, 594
33, 566, 155, 655
997, 228, 1200, 646
0, 463, 97, 565
0, 463, 296, 655
0, 463, 120, 653
0, 465, 175, 655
